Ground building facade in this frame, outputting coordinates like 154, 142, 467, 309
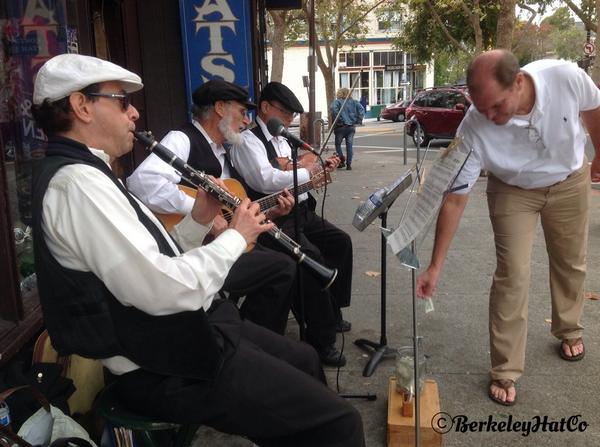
268, 10, 434, 119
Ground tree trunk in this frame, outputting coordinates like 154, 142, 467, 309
469, 1, 484, 54
269, 11, 287, 82
496, 0, 517, 49
320, 63, 335, 121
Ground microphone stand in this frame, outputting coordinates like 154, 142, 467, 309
280, 132, 375, 401
290, 144, 306, 340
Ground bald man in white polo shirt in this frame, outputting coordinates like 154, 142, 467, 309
417, 49, 600, 406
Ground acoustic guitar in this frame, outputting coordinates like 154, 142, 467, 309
156, 170, 332, 233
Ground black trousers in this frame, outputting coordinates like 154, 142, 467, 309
114, 318, 365, 446
223, 243, 295, 335
276, 200, 353, 309
258, 233, 337, 349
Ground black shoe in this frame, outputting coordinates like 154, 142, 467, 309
338, 162, 346, 169
346, 165, 352, 170
318, 344, 347, 367
335, 319, 352, 333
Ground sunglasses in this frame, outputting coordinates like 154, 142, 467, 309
86, 92, 131, 111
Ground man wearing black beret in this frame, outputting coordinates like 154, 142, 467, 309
128, 80, 298, 336
231, 82, 355, 367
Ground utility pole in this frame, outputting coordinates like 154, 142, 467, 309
308, 0, 316, 145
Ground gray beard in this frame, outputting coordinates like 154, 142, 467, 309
218, 113, 243, 146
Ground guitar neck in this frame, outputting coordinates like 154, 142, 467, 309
258, 181, 314, 213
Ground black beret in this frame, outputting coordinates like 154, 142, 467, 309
192, 80, 256, 109
259, 82, 304, 113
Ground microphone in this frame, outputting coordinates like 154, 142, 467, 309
266, 118, 321, 157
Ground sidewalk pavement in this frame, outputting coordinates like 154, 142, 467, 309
196, 147, 600, 446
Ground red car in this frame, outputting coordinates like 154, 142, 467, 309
379, 99, 411, 122
405, 87, 471, 146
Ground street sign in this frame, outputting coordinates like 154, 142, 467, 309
584, 42, 595, 56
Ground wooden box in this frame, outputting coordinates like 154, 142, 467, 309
387, 377, 442, 447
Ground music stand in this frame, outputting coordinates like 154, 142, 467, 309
353, 168, 414, 377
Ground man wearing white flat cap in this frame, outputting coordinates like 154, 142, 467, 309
31, 53, 365, 446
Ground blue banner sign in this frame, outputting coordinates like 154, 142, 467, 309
179, 0, 255, 111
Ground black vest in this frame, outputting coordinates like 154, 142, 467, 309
244, 125, 281, 201
31, 136, 236, 380
177, 122, 244, 186
247, 125, 316, 210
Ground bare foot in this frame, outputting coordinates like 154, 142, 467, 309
489, 379, 516, 405
561, 338, 584, 360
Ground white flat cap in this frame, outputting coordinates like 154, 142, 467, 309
33, 53, 143, 105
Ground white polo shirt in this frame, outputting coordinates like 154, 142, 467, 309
454, 59, 600, 193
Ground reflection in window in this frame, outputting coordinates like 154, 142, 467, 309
1, 1, 69, 299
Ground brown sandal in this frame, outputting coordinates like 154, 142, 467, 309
559, 337, 585, 361
488, 379, 517, 406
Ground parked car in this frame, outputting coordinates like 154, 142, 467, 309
405, 87, 471, 146
379, 99, 411, 122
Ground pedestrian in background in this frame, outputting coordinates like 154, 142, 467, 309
359, 94, 368, 115
330, 88, 364, 171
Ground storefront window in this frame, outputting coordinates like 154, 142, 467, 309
1, 0, 68, 311
374, 70, 404, 105
338, 71, 369, 103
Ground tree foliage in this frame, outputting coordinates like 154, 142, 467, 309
510, 5, 587, 66
392, 0, 502, 61
301, 0, 390, 112
268, 9, 304, 82
268, 1, 387, 107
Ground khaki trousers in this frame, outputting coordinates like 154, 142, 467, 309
486, 163, 589, 382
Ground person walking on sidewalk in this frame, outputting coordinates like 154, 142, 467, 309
330, 88, 364, 170
417, 49, 600, 406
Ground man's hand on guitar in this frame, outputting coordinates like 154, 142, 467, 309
230, 198, 274, 246
190, 176, 230, 226
266, 189, 295, 219
324, 155, 340, 171
209, 214, 228, 237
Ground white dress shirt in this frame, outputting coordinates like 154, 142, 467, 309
231, 116, 311, 202
126, 120, 231, 214
42, 148, 246, 374
454, 59, 600, 193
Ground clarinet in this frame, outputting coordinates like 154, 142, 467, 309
133, 130, 338, 290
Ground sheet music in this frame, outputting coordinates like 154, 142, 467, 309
386, 147, 468, 255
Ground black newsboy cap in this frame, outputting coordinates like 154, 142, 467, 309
259, 82, 304, 113
192, 80, 256, 109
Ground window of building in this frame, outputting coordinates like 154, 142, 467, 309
342, 51, 369, 68
373, 51, 412, 68
338, 71, 369, 103
377, 11, 403, 32
374, 69, 405, 105
0, 0, 72, 322
0, 0, 97, 366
